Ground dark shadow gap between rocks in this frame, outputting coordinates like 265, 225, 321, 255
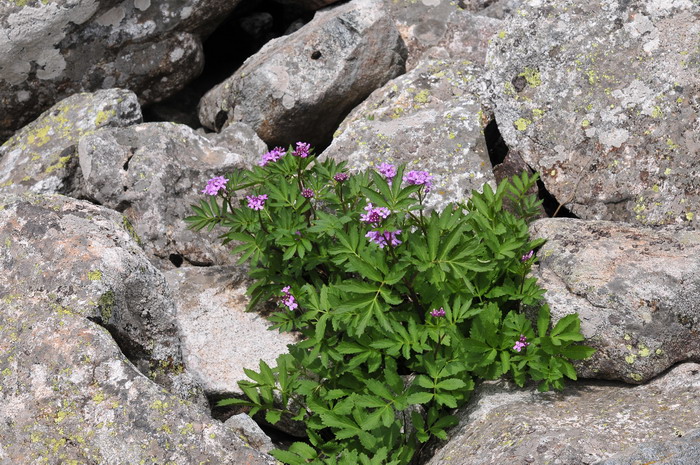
483, 118, 509, 167
536, 177, 578, 218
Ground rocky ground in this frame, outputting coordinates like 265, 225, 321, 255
0, 0, 698, 463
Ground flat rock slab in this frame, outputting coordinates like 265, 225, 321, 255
165, 266, 298, 397
322, 59, 494, 211
598, 428, 700, 465
426, 363, 700, 465
79, 122, 248, 268
485, 0, 700, 226
0, 88, 142, 196
530, 218, 700, 384
0, 296, 276, 465
198, 0, 407, 147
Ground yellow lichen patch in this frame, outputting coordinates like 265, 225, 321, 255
519, 67, 542, 87
87, 270, 102, 281
629, 373, 643, 382
532, 108, 545, 118
45, 155, 71, 174
27, 126, 51, 147
666, 139, 679, 150
514, 118, 531, 131
686, 212, 695, 221
414, 90, 430, 104
651, 106, 663, 118
94, 109, 116, 126
664, 168, 672, 175
498, 30, 507, 39
625, 354, 636, 364
638, 345, 651, 357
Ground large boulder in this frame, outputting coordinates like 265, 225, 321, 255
164, 265, 298, 398
0, 0, 243, 141
78, 122, 251, 268
485, 0, 700, 226
0, 296, 276, 464
0, 88, 142, 196
0, 193, 198, 396
426, 363, 700, 465
598, 428, 700, 465
322, 59, 495, 211
198, 0, 407, 148
530, 218, 700, 384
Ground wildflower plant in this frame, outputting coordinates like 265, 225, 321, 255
186, 145, 594, 465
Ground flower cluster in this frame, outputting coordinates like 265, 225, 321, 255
521, 250, 534, 262
365, 229, 402, 249
246, 194, 268, 211
403, 170, 433, 192
360, 203, 391, 225
430, 307, 446, 318
280, 286, 298, 311
377, 162, 397, 183
301, 188, 314, 199
259, 147, 286, 167
513, 334, 530, 352
292, 142, 311, 158
201, 176, 229, 196
333, 172, 349, 183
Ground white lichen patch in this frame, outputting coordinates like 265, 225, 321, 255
96, 6, 126, 28
598, 128, 630, 148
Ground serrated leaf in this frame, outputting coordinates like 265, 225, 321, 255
436, 378, 467, 391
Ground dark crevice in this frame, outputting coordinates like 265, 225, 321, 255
168, 253, 184, 267
483, 119, 509, 168
536, 178, 579, 218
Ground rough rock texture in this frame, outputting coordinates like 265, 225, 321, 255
598, 428, 700, 465
0, 88, 142, 196
198, 0, 408, 148
273, 0, 343, 11
530, 218, 700, 384
385, 0, 502, 70
426, 363, 700, 465
0, 296, 276, 464
78, 122, 246, 268
0, 193, 205, 402
322, 59, 495, 211
164, 266, 298, 398
0, 0, 244, 141
203, 122, 269, 168
485, 0, 700, 226
225, 413, 275, 454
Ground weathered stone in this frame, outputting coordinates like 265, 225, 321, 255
78, 122, 245, 268
0, 193, 200, 399
0, 88, 142, 196
273, 0, 343, 11
322, 59, 494, 211
204, 122, 269, 168
0, 296, 276, 464
426, 363, 700, 465
598, 428, 700, 465
385, 0, 502, 70
198, 0, 407, 148
478, 0, 526, 20
530, 218, 700, 384
0, 0, 244, 141
485, 0, 700, 227
225, 413, 275, 454
164, 265, 298, 398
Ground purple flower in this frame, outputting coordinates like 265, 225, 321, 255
365, 229, 402, 248
403, 170, 433, 192
282, 286, 291, 294
360, 203, 391, 225
246, 194, 268, 211
513, 334, 530, 352
521, 250, 534, 262
292, 142, 311, 158
280, 286, 298, 310
301, 188, 314, 198
333, 172, 349, 182
377, 162, 397, 183
430, 307, 446, 318
201, 176, 229, 195
258, 147, 286, 166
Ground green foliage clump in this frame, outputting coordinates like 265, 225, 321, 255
186, 145, 594, 465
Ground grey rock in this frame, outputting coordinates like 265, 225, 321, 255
272, 0, 344, 11
485, 0, 700, 227
78, 122, 245, 268
0, 193, 201, 401
385, 0, 502, 70
225, 413, 275, 454
478, 0, 526, 19
0, 0, 244, 141
426, 363, 700, 465
164, 265, 298, 397
322, 59, 495, 211
204, 122, 269, 168
0, 88, 142, 197
597, 429, 700, 465
0, 296, 276, 464
530, 218, 700, 384
198, 0, 407, 147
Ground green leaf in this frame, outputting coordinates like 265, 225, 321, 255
436, 378, 467, 391
537, 305, 551, 338
265, 410, 282, 424
406, 392, 433, 404
558, 345, 596, 360
551, 313, 581, 338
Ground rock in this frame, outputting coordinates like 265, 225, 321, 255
0, 193, 201, 400
0, 297, 276, 464
78, 122, 247, 268
597, 428, 700, 465
425, 363, 700, 465
485, 0, 700, 226
322, 59, 495, 211
272, 0, 343, 11
530, 218, 700, 384
225, 413, 275, 454
478, 0, 526, 20
0, 89, 142, 197
204, 122, 269, 168
385, 0, 502, 70
198, 0, 407, 148
0, 0, 245, 141
164, 265, 298, 398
